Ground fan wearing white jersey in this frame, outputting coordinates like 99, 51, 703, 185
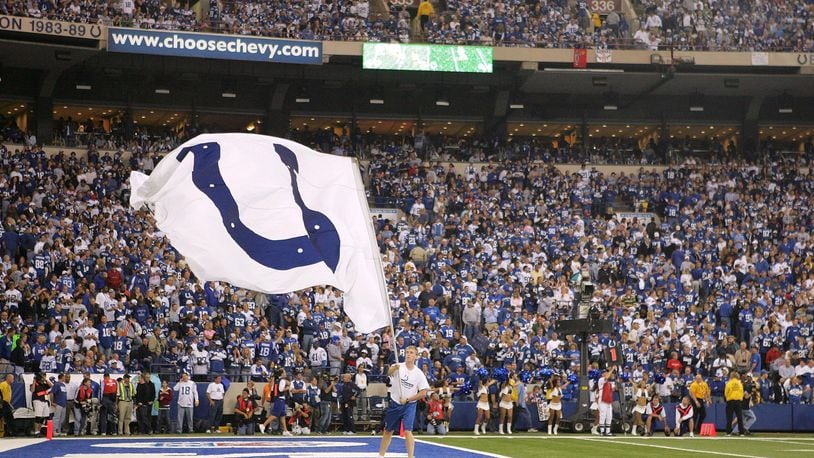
378, 346, 429, 458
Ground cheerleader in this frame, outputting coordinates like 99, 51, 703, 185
474, 378, 495, 435
545, 374, 570, 435
631, 380, 650, 436
498, 378, 514, 434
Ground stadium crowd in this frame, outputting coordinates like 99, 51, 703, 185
0, 125, 812, 436
1, 0, 812, 51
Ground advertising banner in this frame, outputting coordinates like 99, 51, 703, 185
107, 28, 323, 65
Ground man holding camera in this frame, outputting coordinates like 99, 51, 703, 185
235, 388, 257, 435
318, 373, 337, 434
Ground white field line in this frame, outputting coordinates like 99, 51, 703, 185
412, 437, 509, 458
580, 437, 767, 458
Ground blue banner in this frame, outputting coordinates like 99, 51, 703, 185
107, 28, 322, 65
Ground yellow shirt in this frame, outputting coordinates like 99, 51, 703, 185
725, 378, 744, 401
0, 381, 11, 403
418, 1, 434, 17
689, 381, 710, 401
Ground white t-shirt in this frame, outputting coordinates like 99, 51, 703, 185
206, 382, 225, 401
389, 363, 430, 404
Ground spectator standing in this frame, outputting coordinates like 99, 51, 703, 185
340, 372, 360, 435
100, 373, 117, 436
725, 372, 745, 436
117, 374, 135, 436
462, 301, 481, 341
174, 372, 199, 433
207, 375, 225, 433
157, 380, 173, 434
417, 0, 434, 33
50, 374, 68, 436
135, 373, 156, 435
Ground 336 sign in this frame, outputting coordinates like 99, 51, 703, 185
590, 0, 621, 13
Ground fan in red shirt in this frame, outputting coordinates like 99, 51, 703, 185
666, 352, 683, 373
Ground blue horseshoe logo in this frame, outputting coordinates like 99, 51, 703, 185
176, 141, 340, 272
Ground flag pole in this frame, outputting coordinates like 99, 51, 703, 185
350, 159, 403, 404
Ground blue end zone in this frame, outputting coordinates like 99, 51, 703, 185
14, 436, 494, 458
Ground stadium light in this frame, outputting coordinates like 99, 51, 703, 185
435, 89, 450, 107
369, 87, 384, 105
221, 79, 237, 98
155, 88, 170, 95
76, 83, 92, 91
295, 86, 310, 104
778, 93, 793, 113
689, 92, 704, 112
602, 91, 619, 111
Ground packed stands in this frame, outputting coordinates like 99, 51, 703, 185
2, 0, 812, 51
0, 126, 812, 417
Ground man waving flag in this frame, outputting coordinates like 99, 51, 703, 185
130, 133, 390, 333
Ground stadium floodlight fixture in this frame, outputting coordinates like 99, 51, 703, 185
76, 84, 92, 90
155, 88, 170, 95
295, 86, 310, 103
510, 102, 525, 109
435, 89, 450, 107
778, 93, 793, 113
221, 79, 237, 98
689, 92, 704, 112
369, 86, 384, 105
602, 90, 619, 110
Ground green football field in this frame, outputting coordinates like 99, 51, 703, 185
418, 433, 814, 457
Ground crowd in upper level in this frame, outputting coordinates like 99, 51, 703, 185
1, 0, 811, 51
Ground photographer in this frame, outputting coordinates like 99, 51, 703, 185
425, 392, 447, 435
75, 378, 94, 436
318, 373, 336, 434
30, 372, 52, 436
235, 388, 257, 435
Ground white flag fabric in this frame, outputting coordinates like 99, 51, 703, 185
130, 133, 390, 333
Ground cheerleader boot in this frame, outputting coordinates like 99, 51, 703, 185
481, 423, 488, 434
474, 424, 480, 435
499, 424, 504, 435
507, 425, 512, 435
547, 424, 552, 435
553, 425, 559, 435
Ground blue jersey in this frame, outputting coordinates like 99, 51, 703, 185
31, 342, 47, 362
98, 323, 115, 349
112, 336, 130, 356
33, 253, 50, 278
256, 341, 273, 360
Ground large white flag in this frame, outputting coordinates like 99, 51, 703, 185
130, 133, 390, 333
